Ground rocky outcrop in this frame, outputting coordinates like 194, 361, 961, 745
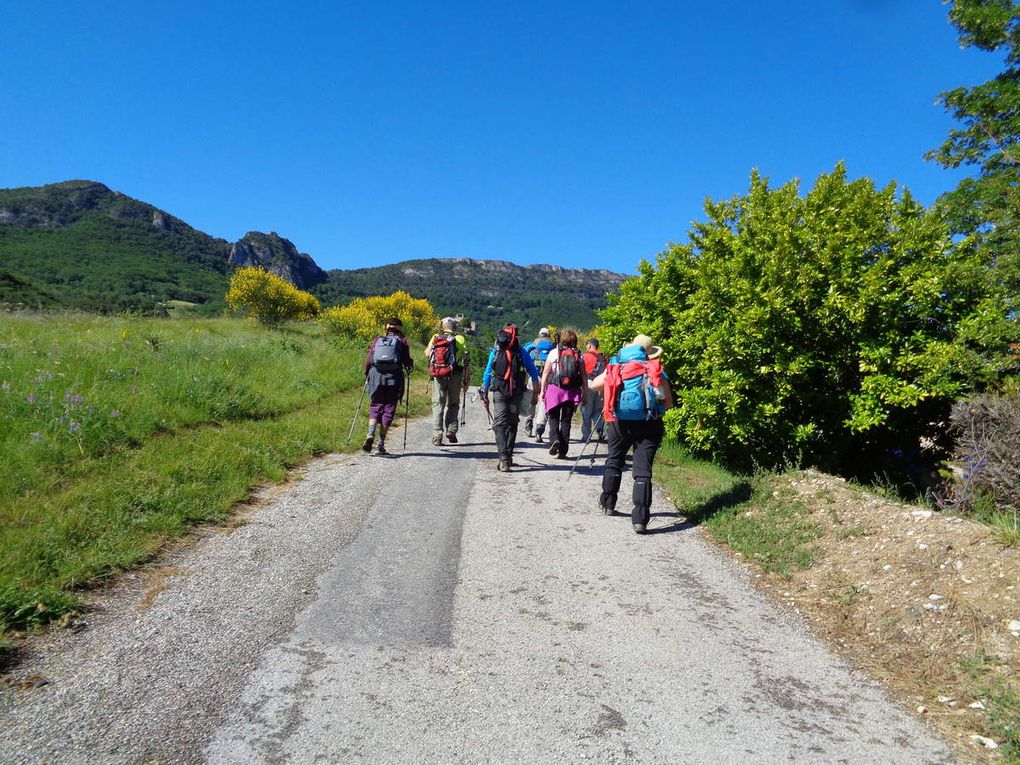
229, 232, 327, 289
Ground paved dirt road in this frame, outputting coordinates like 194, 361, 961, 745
1, 410, 956, 764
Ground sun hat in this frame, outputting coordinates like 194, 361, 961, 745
538, 327, 551, 338
632, 334, 662, 360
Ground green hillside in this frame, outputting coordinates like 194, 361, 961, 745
0, 181, 231, 314
0, 181, 628, 328
314, 258, 628, 334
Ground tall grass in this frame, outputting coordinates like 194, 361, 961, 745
0, 314, 421, 635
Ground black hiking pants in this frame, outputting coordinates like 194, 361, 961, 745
601, 418, 665, 526
491, 388, 524, 460
546, 402, 576, 457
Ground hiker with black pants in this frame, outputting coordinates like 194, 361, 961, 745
581, 337, 606, 443
363, 318, 414, 455
424, 317, 470, 446
480, 324, 540, 472
589, 334, 674, 534
539, 329, 587, 459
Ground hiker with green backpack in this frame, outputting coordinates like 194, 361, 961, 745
479, 323, 541, 471
362, 317, 414, 455
424, 317, 470, 446
538, 329, 588, 459
589, 334, 674, 534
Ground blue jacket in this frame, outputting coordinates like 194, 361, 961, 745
482, 346, 540, 390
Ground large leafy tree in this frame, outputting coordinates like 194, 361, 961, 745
600, 165, 1014, 475
926, 0, 1020, 313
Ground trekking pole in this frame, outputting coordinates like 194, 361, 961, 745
568, 413, 602, 480
588, 413, 604, 467
460, 385, 467, 426
403, 370, 411, 450
346, 381, 368, 446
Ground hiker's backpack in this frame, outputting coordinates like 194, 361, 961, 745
610, 345, 665, 421
371, 335, 403, 374
555, 345, 583, 388
530, 339, 555, 369
428, 333, 457, 378
586, 351, 606, 380
490, 325, 526, 395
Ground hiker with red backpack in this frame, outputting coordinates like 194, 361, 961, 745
538, 329, 588, 459
589, 334, 674, 534
479, 324, 541, 471
362, 318, 414, 455
424, 317, 471, 446
581, 337, 606, 443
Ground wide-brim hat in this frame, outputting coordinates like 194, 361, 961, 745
538, 327, 551, 338
632, 334, 662, 359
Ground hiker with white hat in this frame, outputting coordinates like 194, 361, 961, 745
522, 326, 556, 441
424, 316, 471, 446
588, 333, 674, 534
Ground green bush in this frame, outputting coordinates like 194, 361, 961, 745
600, 164, 1018, 475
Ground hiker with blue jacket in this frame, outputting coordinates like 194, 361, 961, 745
362, 318, 414, 455
522, 327, 556, 441
480, 324, 541, 472
589, 334, 674, 534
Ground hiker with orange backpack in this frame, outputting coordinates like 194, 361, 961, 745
362, 317, 415, 455
538, 329, 588, 459
424, 317, 471, 446
581, 337, 606, 443
589, 334, 674, 534
479, 324, 540, 471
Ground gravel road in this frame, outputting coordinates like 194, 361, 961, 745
0, 408, 957, 764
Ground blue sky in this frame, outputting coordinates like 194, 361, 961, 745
0, 1, 1002, 274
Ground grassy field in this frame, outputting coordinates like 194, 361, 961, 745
0, 314, 427, 638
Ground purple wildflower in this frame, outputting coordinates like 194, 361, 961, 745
65, 392, 84, 406
68, 421, 80, 434
27, 393, 36, 404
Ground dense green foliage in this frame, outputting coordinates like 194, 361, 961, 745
313, 258, 626, 337
0, 314, 425, 634
0, 269, 60, 309
0, 181, 232, 314
600, 165, 1017, 475
0, 217, 230, 314
926, 0, 1020, 317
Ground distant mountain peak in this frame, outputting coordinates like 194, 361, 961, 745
229, 231, 327, 288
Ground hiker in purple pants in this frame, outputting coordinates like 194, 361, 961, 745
362, 318, 414, 455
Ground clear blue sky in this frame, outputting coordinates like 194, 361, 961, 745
0, 1, 1002, 274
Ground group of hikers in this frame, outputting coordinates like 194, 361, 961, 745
359, 316, 673, 534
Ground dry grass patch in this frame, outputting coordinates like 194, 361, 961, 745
748, 471, 1019, 763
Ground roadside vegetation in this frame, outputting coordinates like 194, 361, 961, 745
0, 311, 430, 643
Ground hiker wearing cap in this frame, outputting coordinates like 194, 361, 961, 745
589, 334, 674, 534
424, 317, 471, 446
539, 330, 588, 459
581, 337, 606, 443
522, 327, 556, 441
480, 323, 541, 471
362, 318, 414, 455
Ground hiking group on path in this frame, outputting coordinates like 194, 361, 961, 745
358, 317, 674, 534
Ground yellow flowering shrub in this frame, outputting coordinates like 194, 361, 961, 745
320, 291, 439, 343
225, 267, 320, 327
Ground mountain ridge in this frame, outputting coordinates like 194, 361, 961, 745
0, 180, 629, 328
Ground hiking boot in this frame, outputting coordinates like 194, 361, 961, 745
446, 432, 458, 444
432, 435, 443, 446
497, 458, 510, 472
548, 441, 560, 456
376, 444, 388, 455
599, 493, 617, 516
633, 523, 647, 534
362, 436, 373, 453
